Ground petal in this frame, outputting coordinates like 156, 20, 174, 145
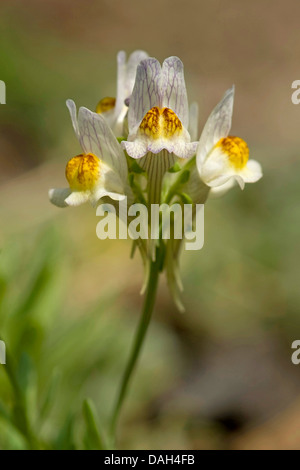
49, 188, 71, 208
66, 99, 80, 138
97, 52, 125, 137
241, 159, 263, 183
114, 50, 127, 118
197, 85, 235, 167
161, 56, 189, 128
207, 174, 237, 188
125, 50, 149, 99
209, 178, 236, 197
101, 164, 127, 195
198, 145, 232, 185
199, 145, 245, 189
90, 164, 127, 205
182, 166, 210, 204
103, 50, 149, 137
128, 58, 162, 132
122, 133, 197, 159
147, 138, 197, 159
77, 106, 128, 184
98, 107, 117, 132
90, 187, 125, 206
115, 50, 149, 117
65, 191, 90, 206
105, 192, 126, 201
234, 175, 245, 190
122, 138, 148, 159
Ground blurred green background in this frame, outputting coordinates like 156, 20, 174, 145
1, 0, 300, 450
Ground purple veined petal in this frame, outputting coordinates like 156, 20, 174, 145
115, 50, 149, 116
66, 99, 80, 138
128, 57, 162, 132
125, 50, 149, 98
77, 106, 128, 183
197, 86, 235, 166
114, 51, 127, 118
161, 57, 189, 128
113, 50, 149, 131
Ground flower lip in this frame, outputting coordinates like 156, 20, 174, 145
139, 106, 183, 140
65, 153, 100, 191
96, 97, 116, 114
214, 136, 249, 170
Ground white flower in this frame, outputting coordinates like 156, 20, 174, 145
122, 56, 198, 160
196, 86, 262, 190
49, 100, 128, 208
96, 50, 148, 137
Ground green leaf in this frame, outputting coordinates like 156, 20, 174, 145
168, 162, 182, 173
40, 368, 61, 420
16, 353, 33, 392
0, 399, 10, 422
128, 173, 135, 186
54, 414, 76, 450
83, 399, 104, 450
12, 404, 28, 437
129, 160, 145, 174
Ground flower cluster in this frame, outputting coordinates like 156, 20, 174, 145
49, 50, 262, 310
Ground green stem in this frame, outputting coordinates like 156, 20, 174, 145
109, 246, 162, 448
164, 156, 196, 205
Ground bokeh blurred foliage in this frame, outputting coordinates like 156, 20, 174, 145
0, 226, 182, 449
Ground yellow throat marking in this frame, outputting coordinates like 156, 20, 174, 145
65, 153, 100, 191
96, 97, 116, 114
139, 107, 183, 139
216, 136, 249, 170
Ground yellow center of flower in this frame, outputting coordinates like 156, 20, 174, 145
65, 153, 100, 191
139, 107, 183, 139
216, 136, 249, 170
96, 97, 116, 114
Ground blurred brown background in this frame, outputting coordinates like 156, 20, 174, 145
0, 0, 300, 450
